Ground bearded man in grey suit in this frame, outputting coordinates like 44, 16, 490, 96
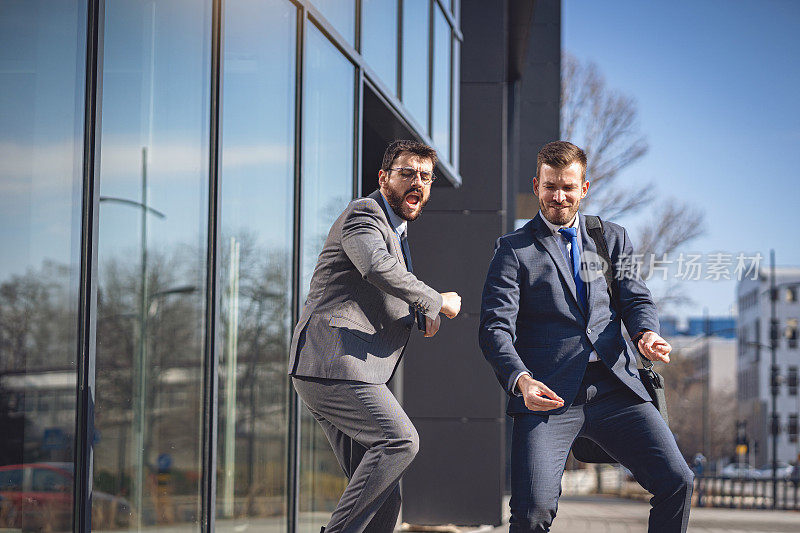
290, 139, 462, 533
479, 141, 694, 532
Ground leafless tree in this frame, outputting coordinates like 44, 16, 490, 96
659, 351, 737, 463
562, 52, 705, 304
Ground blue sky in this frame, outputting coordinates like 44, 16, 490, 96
563, 0, 800, 319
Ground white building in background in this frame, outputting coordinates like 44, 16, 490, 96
684, 337, 737, 395
737, 267, 800, 466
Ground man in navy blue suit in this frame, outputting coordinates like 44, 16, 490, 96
479, 141, 693, 532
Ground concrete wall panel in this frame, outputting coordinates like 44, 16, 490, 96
403, 418, 504, 526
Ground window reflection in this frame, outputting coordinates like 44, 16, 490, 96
401, 0, 430, 131
362, 0, 399, 94
0, 1, 86, 531
94, 0, 211, 529
311, 0, 356, 46
298, 22, 355, 533
432, 5, 451, 158
217, 0, 295, 529
301, 24, 355, 295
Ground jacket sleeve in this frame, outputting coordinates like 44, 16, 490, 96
341, 199, 442, 320
614, 226, 660, 337
478, 237, 530, 396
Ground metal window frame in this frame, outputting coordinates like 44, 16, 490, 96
73, 0, 104, 531
287, 3, 305, 533
397, 0, 404, 100
355, 67, 364, 197
200, 0, 225, 530
426, 0, 434, 138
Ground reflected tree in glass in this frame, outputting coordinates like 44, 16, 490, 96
94, 0, 211, 528
0, 2, 87, 531
216, 0, 295, 527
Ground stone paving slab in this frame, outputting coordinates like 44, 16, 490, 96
487, 495, 800, 533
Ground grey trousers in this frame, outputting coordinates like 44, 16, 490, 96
292, 376, 420, 533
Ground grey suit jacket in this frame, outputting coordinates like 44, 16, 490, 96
479, 211, 660, 415
289, 190, 443, 384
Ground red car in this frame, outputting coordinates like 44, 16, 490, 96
0, 463, 131, 532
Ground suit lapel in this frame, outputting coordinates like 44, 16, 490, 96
531, 212, 585, 318
368, 190, 408, 270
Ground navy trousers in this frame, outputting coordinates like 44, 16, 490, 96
509, 362, 693, 533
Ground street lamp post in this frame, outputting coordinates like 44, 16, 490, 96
98, 147, 165, 527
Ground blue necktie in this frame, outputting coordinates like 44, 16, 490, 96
559, 227, 587, 310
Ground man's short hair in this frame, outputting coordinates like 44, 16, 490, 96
381, 139, 438, 171
536, 141, 587, 181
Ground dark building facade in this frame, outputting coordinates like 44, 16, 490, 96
0, 0, 559, 531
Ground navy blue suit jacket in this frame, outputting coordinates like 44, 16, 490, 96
478, 212, 660, 415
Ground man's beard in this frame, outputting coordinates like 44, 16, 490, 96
539, 197, 580, 226
385, 185, 428, 221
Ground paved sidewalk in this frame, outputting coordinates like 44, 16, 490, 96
488, 495, 800, 533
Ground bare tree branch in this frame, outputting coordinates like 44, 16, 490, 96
561, 52, 649, 190
562, 52, 707, 311
636, 202, 706, 263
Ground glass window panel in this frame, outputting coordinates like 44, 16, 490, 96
311, 0, 356, 46
298, 23, 355, 533
0, 2, 86, 531
362, 0, 399, 94
32, 467, 71, 493
0, 468, 23, 491
401, 0, 430, 131
301, 24, 355, 295
431, 5, 451, 158
451, 38, 460, 169
216, 0, 296, 528
93, 0, 211, 529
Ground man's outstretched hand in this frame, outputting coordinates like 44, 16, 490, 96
440, 292, 461, 319
638, 331, 672, 363
517, 374, 565, 412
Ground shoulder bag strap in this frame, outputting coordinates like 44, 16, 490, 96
584, 215, 653, 370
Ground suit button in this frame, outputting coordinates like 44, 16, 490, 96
587, 328, 592, 334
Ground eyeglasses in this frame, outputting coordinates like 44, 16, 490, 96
387, 167, 437, 185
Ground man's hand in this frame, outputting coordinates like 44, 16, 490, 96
424, 315, 441, 338
440, 292, 461, 319
517, 374, 565, 412
638, 331, 672, 363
